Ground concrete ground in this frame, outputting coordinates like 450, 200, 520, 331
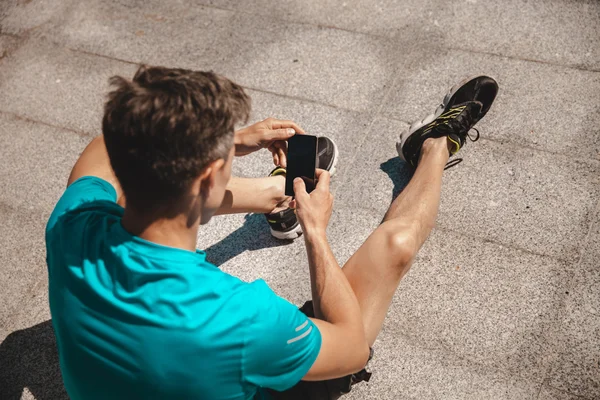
0, 0, 599, 399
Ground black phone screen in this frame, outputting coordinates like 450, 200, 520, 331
285, 134, 317, 196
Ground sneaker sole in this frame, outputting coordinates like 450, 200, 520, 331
270, 223, 303, 240
325, 139, 340, 177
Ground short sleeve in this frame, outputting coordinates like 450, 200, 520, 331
242, 280, 322, 392
47, 176, 118, 232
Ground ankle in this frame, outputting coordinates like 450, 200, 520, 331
267, 175, 290, 213
270, 174, 286, 199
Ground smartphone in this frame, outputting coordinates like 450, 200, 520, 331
285, 134, 317, 197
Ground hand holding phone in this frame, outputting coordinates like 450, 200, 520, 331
285, 134, 318, 197
291, 168, 333, 235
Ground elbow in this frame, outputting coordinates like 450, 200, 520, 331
349, 341, 371, 374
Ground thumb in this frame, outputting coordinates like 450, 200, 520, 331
267, 128, 295, 141
315, 169, 330, 192
293, 177, 308, 201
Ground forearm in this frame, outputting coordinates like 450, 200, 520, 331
215, 176, 286, 215
296, 171, 369, 379
233, 129, 251, 156
304, 231, 363, 329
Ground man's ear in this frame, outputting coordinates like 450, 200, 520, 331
196, 158, 226, 195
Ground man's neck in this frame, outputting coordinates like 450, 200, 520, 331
121, 207, 200, 252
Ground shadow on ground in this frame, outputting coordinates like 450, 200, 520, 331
380, 157, 413, 203
0, 320, 68, 400
205, 213, 294, 266
208, 160, 413, 266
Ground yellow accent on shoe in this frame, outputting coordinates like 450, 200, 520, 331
447, 136, 461, 155
267, 219, 277, 223
437, 106, 465, 121
270, 167, 287, 177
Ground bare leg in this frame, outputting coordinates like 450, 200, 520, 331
341, 137, 450, 345
215, 176, 288, 216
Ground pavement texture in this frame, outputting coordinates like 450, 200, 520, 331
0, 0, 599, 399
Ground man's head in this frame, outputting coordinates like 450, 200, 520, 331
102, 65, 250, 224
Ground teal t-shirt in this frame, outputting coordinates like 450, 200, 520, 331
45, 176, 321, 400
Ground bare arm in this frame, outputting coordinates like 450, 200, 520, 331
214, 176, 287, 215
68, 136, 124, 204
303, 232, 370, 380
292, 171, 370, 381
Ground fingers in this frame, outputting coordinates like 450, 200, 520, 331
278, 147, 287, 168
268, 141, 288, 167
266, 118, 306, 134
268, 142, 287, 167
266, 128, 297, 141
315, 169, 330, 191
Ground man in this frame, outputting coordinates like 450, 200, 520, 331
46, 67, 497, 399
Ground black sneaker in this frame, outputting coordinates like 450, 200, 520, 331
442, 75, 498, 123
397, 101, 483, 168
316, 136, 339, 175
397, 75, 498, 168
264, 136, 338, 240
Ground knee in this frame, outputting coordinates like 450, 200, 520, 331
380, 221, 418, 268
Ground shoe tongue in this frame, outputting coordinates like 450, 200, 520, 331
455, 100, 482, 114
452, 101, 483, 131
470, 100, 483, 115
436, 101, 481, 139
462, 100, 483, 118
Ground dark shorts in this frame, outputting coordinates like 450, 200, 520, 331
267, 301, 373, 400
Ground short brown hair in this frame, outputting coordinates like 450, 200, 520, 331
102, 65, 250, 211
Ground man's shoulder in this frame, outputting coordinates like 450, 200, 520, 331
234, 279, 281, 308
47, 176, 121, 235
215, 277, 269, 308
230, 279, 303, 329
45, 200, 123, 254
56, 200, 122, 225
207, 278, 283, 324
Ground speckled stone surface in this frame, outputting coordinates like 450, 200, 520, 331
32, 0, 404, 112
1, 0, 599, 399
0, 39, 137, 135
199, 0, 600, 70
348, 330, 541, 400
0, 114, 89, 212
544, 205, 600, 399
538, 385, 588, 400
